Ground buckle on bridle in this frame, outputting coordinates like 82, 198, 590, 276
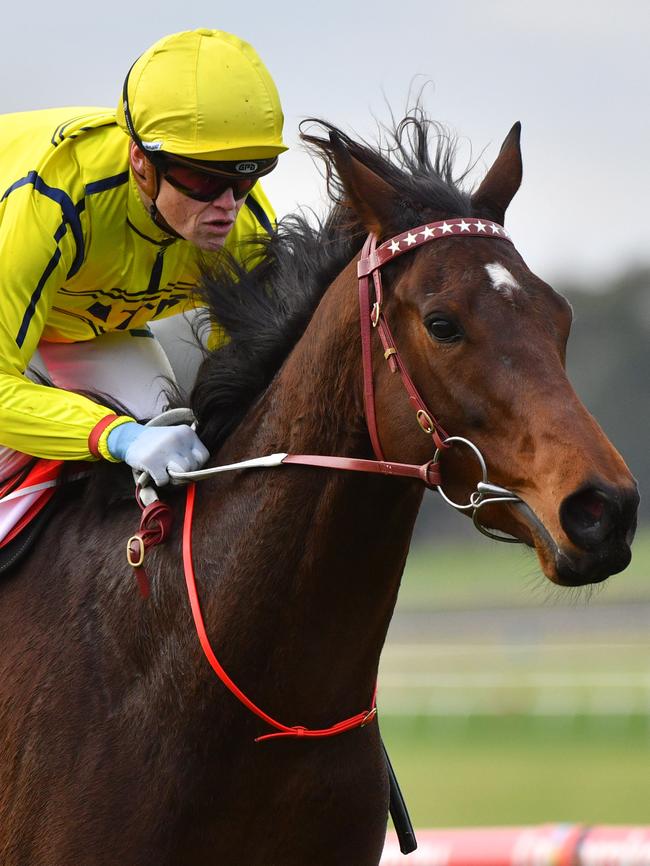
126, 535, 145, 568
416, 410, 435, 435
371, 302, 381, 327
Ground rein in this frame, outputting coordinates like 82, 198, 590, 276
130, 216, 523, 742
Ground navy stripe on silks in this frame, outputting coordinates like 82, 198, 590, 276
245, 196, 274, 236
50, 114, 85, 147
15, 248, 62, 348
85, 172, 129, 196
128, 328, 154, 339
2, 172, 85, 279
126, 217, 175, 247
147, 249, 165, 293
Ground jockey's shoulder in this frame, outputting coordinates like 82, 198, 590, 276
0, 107, 128, 198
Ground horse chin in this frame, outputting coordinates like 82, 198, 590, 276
512, 500, 633, 587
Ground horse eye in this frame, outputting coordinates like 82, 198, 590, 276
427, 317, 463, 342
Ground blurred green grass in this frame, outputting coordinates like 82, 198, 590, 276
397, 527, 650, 610
381, 714, 650, 826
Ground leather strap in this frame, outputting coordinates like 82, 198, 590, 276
126, 500, 174, 598
358, 232, 450, 458
356, 218, 511, 456
281, 453, 440, 487
359, 234, 386, 460
182, 483, 377, 742
357, 217, 512, 278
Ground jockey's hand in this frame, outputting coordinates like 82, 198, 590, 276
107, 422, 209, 486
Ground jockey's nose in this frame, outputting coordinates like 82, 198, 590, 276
210, 186, 237, 209
559, 482, 639, 550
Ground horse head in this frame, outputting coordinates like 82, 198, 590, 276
314, 121, 638, 587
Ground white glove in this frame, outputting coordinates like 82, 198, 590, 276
107, 422, 209, 486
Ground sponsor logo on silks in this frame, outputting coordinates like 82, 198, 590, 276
142, 140, 164, 152
235, 161, 259, 174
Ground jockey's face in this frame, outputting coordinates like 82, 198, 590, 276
129, 143, 246, 251
155, 177, 246, 251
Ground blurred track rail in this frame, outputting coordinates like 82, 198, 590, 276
381, 825, 650, 865
380, 604, 650, 716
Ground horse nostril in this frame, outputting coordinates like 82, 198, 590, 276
560, 487, 616, 549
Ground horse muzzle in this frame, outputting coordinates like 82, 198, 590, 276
554, 481, 639, 585
512, 482, 639, 586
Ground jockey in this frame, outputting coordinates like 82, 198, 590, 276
0, 29, 286, 487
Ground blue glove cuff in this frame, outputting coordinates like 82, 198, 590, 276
106, 422, 143, 461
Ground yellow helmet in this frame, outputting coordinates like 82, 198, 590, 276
117, 29, 287, 166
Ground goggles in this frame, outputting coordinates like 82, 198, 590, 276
160, 160, 258, 202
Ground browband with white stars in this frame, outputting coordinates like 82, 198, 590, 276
357, 218, 512, 277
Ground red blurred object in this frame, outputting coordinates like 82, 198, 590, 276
381, 825, 650, 866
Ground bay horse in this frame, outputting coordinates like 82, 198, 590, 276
0, 115, 638, 865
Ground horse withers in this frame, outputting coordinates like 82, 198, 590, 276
0, 116, 638, 865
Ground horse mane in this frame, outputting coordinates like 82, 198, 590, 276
190, 111, 474, 454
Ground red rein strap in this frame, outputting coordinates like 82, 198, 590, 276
281, 453, 440, 487
182, 483, 377, 742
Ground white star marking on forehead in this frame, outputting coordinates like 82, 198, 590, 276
484, 262, 521, 300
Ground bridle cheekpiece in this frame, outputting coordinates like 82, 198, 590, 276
356, 217, 521, 541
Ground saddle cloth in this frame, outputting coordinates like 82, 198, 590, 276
0, 459, 63, 549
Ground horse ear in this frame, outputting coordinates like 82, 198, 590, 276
471, 122, 523, 224
327, 131, 399, 237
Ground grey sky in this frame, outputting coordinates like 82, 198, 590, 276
3, 0, 648, 283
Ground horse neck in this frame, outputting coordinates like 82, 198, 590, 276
189, 260, 424, 717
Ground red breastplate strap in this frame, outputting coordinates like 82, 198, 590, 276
182, 483, 377, 742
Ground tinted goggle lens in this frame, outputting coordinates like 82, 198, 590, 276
162, 163, 257, 201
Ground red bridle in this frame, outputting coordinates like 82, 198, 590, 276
357, 217, 512, 464
134, 216, 514, 741
282, 217, 512, 488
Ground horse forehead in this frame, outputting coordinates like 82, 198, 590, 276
484, 262, 521, 300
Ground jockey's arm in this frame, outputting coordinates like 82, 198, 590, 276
0, 182, 133, 462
